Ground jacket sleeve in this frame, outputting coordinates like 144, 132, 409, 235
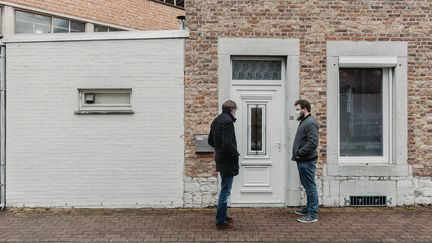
221, 122, 239, 157
208, 128, 214, 148
297, 121, 319, 157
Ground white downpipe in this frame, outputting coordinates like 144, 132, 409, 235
0, 44, 6, 210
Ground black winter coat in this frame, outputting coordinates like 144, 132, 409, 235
208, 111, 239, 176
292, 114, 320, 162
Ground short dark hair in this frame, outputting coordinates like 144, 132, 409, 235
294, 99, 311, 112
222, 100, 237, 113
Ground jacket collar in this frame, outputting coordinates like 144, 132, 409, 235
300, 114, 311, 123
223, 111, 237, 123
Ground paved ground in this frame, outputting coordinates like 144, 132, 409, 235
0, 206, 431, 242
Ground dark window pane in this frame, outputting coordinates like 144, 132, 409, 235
176, 0, 185, 7
53, 27, 68, 33
53, 18, 69, 33
0, 7, 3, 34
53, 17, 68, 29
339, 68, 383, 156
232, 60, 282, 80
108, 27, 121, 32
95, 25, 108, 32
70, 21, 85, 32
251, 107, 263, 151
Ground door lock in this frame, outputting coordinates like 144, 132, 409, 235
275, 142, 281, 152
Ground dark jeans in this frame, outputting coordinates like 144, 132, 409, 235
297, 160, 319, 218
216, 173, 234, 225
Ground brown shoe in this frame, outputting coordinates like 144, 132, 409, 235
226, 216, 234, 223
216, 222, 236, 230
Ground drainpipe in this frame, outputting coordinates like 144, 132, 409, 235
0, 44, 6, 210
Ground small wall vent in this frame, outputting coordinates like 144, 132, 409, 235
346, 196, 388, 206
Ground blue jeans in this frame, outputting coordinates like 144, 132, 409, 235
216, 173, 234, 225
297, 160, 319, 218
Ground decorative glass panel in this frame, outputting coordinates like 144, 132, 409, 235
16, 11, 51, 34
339, 68, 383, 156
0, 7, 3, 34
248, 104, 266, 155
232, 60, 282, 80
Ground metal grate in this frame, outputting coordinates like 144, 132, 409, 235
349, 196, 387, 206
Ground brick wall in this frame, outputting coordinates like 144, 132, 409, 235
3, 0, 184, 30
184, 0, 432, 177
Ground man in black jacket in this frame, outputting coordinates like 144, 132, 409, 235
208, 100, 239, 230
292, 99, 320, 223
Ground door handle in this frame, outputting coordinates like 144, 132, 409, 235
275, 142, 281, 152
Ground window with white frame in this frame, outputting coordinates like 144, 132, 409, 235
339, 67, 392, 163
76, 89, 133, 114
15, 10, 85, 34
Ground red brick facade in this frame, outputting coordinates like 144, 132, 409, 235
184, 0, 432, 177
4, 0, 184, 30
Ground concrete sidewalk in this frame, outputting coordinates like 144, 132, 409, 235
0, 206, 431, 242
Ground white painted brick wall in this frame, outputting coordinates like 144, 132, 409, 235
5, 37, 185, 207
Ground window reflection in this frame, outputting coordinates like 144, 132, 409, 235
339, 68, 383, 156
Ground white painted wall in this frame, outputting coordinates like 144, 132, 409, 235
5, 32, 185, 207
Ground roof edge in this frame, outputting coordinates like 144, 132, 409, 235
1, 30, 189, 43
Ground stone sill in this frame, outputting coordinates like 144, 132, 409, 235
325, 164, 412, 177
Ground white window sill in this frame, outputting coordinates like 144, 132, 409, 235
74, 110, 134, 115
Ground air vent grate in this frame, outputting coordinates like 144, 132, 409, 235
349, 196, 387, 206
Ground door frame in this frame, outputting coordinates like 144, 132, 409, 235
218, 38, 300, 206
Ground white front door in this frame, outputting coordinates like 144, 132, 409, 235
230, 57, 286, 206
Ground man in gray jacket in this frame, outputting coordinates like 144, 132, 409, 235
292, 99, 320, 223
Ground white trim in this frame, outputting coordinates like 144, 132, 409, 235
2, 30, 189, 43
78, 89, 132, 112
0, 1, 134, 31
326, 41, 409, 177
339, 56, 398, 68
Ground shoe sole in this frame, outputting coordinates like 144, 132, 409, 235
297, 218, 318, 223
294, 211, 308, 216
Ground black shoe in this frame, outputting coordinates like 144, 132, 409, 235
294, 208, 308, 216
226, 216, 233, 223
216, 222, 236, 230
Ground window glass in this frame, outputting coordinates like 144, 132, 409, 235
91, 93, 130, 105
339, 68, 383, 156
248, 104, 266, 155
0, 7, 3, 34
70, 21, 85, 32
16, 11, 51, 34
94, 25, 108, 32
232, 60, 282, 80
108, 27, 121, 32
53, 17, 69, 33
